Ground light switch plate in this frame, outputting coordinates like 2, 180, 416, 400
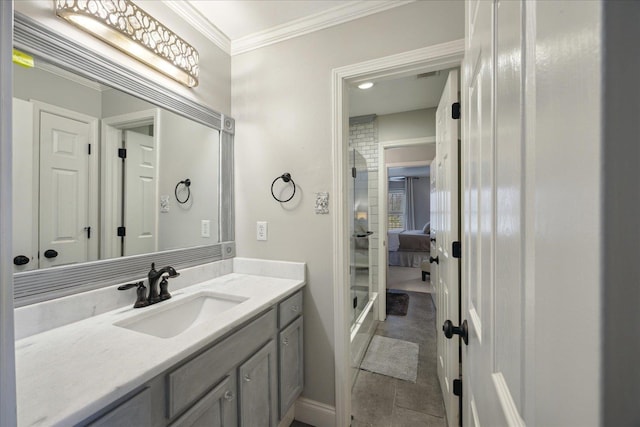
160, 195, 170, 213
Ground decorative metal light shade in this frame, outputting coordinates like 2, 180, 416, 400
55, 0, 199, 87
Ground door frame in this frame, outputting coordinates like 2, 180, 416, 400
377, 137, 435, 320
331, 39, 463, 426
101, 109, 160, 259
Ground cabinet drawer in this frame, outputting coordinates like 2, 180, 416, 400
167, 309, 276, 419
278, 291, 302, 328
87, 387, 151, 427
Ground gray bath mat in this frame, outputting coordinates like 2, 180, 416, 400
360, 335, 419, 382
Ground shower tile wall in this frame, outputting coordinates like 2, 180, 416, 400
349, 119, 379, 292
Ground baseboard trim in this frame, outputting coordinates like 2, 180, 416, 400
295, 397, 336, 427
278, 403, 296, 427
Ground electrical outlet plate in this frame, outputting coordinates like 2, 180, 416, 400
257, 221, 268, 241
201, 220, 211, 238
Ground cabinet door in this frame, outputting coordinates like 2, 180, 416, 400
170, 375, 237, 427
239, 340, 278, 427
279, 316, 303, 417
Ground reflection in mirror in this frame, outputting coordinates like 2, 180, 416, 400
12, 60, 220, 272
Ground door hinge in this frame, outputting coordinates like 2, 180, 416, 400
453, 379, 462, 397
452, 102, 461, 120
88, 143, 91, 155
452, 241, 461, 258
352, 167, 357, 178
117, 226, 126, 237
118, 148, 127, 159
353, 296, 358, 309
84, 226, 91, 239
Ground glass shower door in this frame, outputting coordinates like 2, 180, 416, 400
349, 149, 371, 326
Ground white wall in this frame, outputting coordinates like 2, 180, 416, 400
232, 1, 464, 408
14, 0, 231, 115
378, 107, 436, 142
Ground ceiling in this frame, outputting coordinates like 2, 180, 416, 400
349, 71, 449, 117
185, 1, 357, 41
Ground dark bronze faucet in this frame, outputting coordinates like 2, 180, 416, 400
118, 263, 180, 308
147, 263, 180, 304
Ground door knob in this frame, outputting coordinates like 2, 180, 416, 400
44, 249, 58, 259
13, 255, 30, 266
443, 319, 468, 345
429, 256, 439, 264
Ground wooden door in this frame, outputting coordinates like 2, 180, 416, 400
434, 69, 460, 427
38, 109, 93, 268
461, 0, 526, 425
12, 98, 36, 271
123, 129, 157, 256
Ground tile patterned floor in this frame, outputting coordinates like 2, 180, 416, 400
351, 290, 447, 427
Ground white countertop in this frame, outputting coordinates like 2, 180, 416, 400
15, 259, 305, 427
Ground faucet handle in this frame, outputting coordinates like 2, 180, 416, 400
159, 276, 172, 301
117, 281, 149, 308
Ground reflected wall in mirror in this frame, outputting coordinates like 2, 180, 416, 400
12, 60, 220, 272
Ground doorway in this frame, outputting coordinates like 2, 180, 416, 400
332, 40, 464, 427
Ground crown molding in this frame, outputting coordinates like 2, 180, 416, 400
164, 0, 231, 55
231, 1, 414, 56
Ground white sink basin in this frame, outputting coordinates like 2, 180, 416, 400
114, 292, 248, 338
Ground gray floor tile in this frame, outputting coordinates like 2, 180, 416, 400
352, 290, 448, 426
391, 406, 447, 427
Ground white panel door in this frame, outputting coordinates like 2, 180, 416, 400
462, 0, 526, 426
434, 69, 460, 427
39, 111, 91, 268
12, 98, 36, 272
123, 130, 157, 256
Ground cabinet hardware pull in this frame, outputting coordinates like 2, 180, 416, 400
224, 390, 233, 401
244, 375, 251, 382
283, 338, 289, 346
291, 305, 299, 312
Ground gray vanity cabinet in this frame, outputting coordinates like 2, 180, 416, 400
277, 291, 304, 417
239, 340, 278, 426
78, 289, 304, 427
169, 375, 237, 427
87, 387, 152, 427
279, 316, 304, 416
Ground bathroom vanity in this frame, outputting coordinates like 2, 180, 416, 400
14, 258, 305, 427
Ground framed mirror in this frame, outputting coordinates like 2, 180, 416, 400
12, 13, 235, 307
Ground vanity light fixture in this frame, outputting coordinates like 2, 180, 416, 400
55, 0, 199, 87
358, 82, 374, 90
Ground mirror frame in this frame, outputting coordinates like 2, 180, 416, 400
13, 13, 235, 307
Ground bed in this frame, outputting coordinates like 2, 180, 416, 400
388, 229, 431, 268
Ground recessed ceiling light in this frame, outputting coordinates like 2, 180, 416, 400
358, 82, 374, 90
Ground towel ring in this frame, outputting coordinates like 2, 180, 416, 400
271, 173, 296, 203
175, 178, 191, 204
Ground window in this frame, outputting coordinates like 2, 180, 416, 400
388, 189, 405, 229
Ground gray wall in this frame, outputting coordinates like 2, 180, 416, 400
232, 1, 464, 407
13, 64, 102, 117
157, 109, 220, 250
603, 2, 640, 425
378, 108, 436, 142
